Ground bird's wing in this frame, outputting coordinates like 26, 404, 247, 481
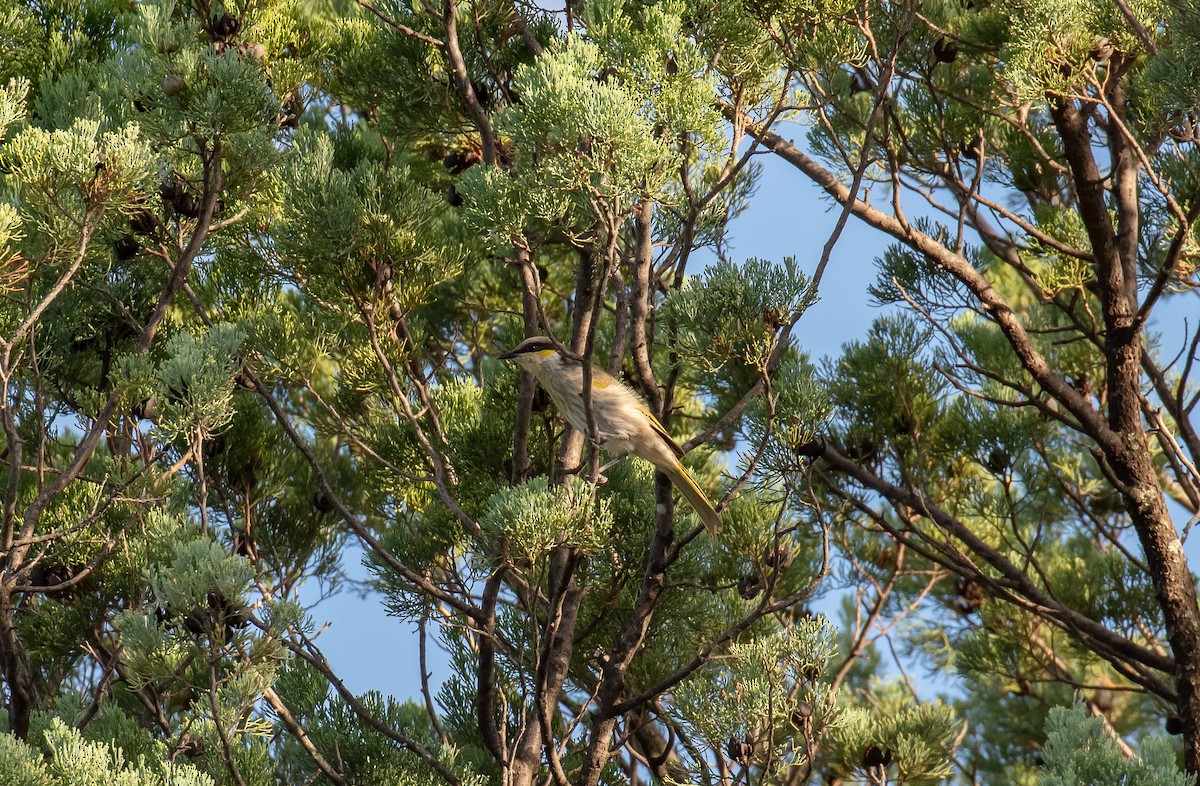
640, 403, 685, 459
591, 367, 686, 458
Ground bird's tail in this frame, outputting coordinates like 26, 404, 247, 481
662, 460, 721, 533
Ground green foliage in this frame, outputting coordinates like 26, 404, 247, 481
741, 352, 832, 476
672, 617, 842, 770
994, 0, 1160, 100
155, 323, 247, 439
0, 716, 214, 786
824, 683, 961, 784
1039, 703, 1194, 786
273, 128, 463, 313
461, 35, 683, 240
485, 475, 613, 562
2, 118, 156, 231
663, 256, 816, 374
3, 0, 1199, 783
280, 686, 488, 786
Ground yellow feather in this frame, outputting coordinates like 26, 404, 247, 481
645, 410, 685, 459
663, 459, 721, 533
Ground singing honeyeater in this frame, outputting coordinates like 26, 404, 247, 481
500, 336, 721, 532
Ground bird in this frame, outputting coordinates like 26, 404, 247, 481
500, 336, 720, 532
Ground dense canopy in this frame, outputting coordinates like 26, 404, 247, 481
1, 0, 1200, 784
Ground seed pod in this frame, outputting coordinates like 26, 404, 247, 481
244, 42, 267, 61
232, 530, 255, 558
933, 37, 959, 63
373, 262, 393, 288
960, 133, 984, 162
114, 235, 140, 260
173, 192, 202, 218
1090, 37, 1114, 61
762, 307, 784, 330
211, 13, 243, 40
791, 700, 813, 726
155, 36, 180, 55
848, 438, 879, 464
183, 608, 207, 635
162, 74, 186, 97
279, 90, 303, 129
736, 574, 762, 600
131, 396, 156, 421
177, 731, 206, 759
130, 208, 157, 235
863, 744, 892, 769
443, 148, 482, 175
795, 438, 824, 458
985, 447, 1010, 473
725, 735, 754, 764
470, 79, 493, 110
763, 544, 794, 571
159, 179, 182, 203
312, 492, 336, 514
957, 578, 986, 614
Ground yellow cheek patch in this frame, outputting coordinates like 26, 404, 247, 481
537, 349, 556, 358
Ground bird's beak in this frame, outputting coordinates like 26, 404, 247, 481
499, 348, 519, 361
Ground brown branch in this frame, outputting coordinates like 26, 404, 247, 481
263, 686, 347, 784
629, 199, 662, 414
476, 565, 506, 765
443, 0, 495, 164
208, 645, 249, 786
510, 245, 542, 483
355, 0, 444, 47
729, 101, 1115, 448
814, 442, 1176, 684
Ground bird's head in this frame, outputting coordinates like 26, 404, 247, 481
499, 336, 561, 372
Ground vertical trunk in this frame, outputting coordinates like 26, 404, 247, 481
510, 246, 542, 484
1053, 87, 1200, 772
0, 590, 36, 738
577, 473, 677, 786
629, 200, 662, 413
506, 239, 602, 784
507, 550, 584, 786
1109, 425, 1200, 770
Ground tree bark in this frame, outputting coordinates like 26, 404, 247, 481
0, 591, 36, 738
1052, 90, 1200, 773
